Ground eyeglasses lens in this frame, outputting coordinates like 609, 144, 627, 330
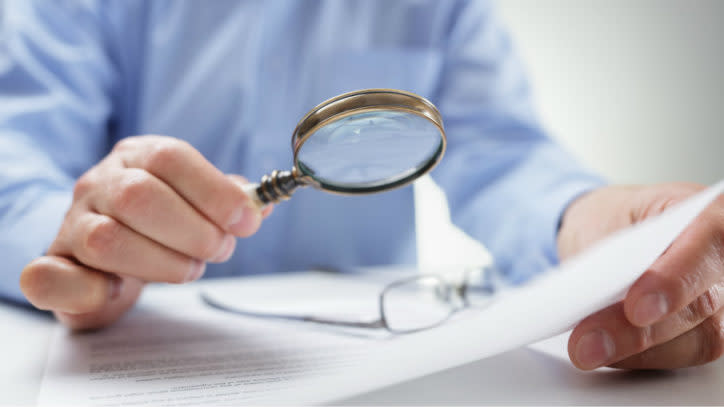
382, 276, 454, 333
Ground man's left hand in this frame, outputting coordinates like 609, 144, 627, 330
557, 183, 724, 370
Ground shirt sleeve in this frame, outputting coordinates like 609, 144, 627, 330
0, 0, 116, 302
430, 1, 606, 283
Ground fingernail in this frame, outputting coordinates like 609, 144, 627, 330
575, 329, 615, 369
633, 292, 668, 326
211, 235, 235, 262
186, 259, 206, 282
229, 205, 261, 236
109, 277, 123, 300
227, 206, 244, 232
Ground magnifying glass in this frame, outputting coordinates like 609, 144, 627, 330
242, 89, 446, 208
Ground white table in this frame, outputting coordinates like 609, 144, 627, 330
3, 297, 723, 405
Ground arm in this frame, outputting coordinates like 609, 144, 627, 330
0, 0, 115, 302
430, 1, 604, 283
6, 1, 268, 329
560, 184, 724, 369
433, 1, 723, 370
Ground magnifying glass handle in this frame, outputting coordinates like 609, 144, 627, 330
240, 182, 267, 210
240, 170, 305, 210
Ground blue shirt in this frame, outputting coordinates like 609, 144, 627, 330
0, 0, 604, 303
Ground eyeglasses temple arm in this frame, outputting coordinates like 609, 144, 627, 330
199, 291, 385, 329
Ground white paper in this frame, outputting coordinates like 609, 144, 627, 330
37, 276, 384, 406
38, 180, 724, 406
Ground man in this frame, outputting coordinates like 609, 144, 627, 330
1, 0, 721, 371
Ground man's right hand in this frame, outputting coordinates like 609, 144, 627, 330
20, 135, 268, 330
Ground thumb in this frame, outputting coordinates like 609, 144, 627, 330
226, 174, 274, 219
54, 271, 144, 331
21, 255, 145, 331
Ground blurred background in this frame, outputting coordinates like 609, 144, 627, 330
498, 0, 724, 185
416, 0, 724, 268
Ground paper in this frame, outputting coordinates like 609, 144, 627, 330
36, 276, 384, 406
37, 180, 724, 405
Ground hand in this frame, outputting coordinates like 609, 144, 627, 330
20, 135, 270, 330
558, 183, 724, 370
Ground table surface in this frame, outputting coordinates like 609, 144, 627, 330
3, 298, 724, 406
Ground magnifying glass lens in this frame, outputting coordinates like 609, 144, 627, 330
243, 89, 446, 207
296, 110, 442, 190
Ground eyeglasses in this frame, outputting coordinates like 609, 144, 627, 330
200, 267, 498, 334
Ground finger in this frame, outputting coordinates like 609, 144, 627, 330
570, 285, 723, 370
226, 174, 273, 219
20, 256, 122, 314
57, 211, 210, 284
610, 308, 724, 369
114, 136, 262, 237
88, 166, 235, 262
262, 204, 273, 219
624, 204, 724, 327
569, 302, 633, 370
55, 276, 145, 331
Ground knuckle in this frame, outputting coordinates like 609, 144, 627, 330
194, 232, 223, 260
143, 138, 191, 174
700, 314, 724, 364
81, 217, 121, 264
112, 137, 137, 153
113, 135, 169, 153
110, 170, 155, 215
632, 325, 654, 354
680, 301, 701, 327
681, 286, 723, 327
73, 173, 96, 200
696, 287, 722, 319
676, 269, 705, 303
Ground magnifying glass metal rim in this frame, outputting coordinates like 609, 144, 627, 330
246, 88, 447, 207
291, 88, 447, 195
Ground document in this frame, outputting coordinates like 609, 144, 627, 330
37, 180, 724, 406
37, 280, 380, 406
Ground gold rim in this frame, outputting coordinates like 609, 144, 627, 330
290, 88, 446, 195
292, 88, 444, 155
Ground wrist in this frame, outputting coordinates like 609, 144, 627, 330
556, 185, 638, 261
